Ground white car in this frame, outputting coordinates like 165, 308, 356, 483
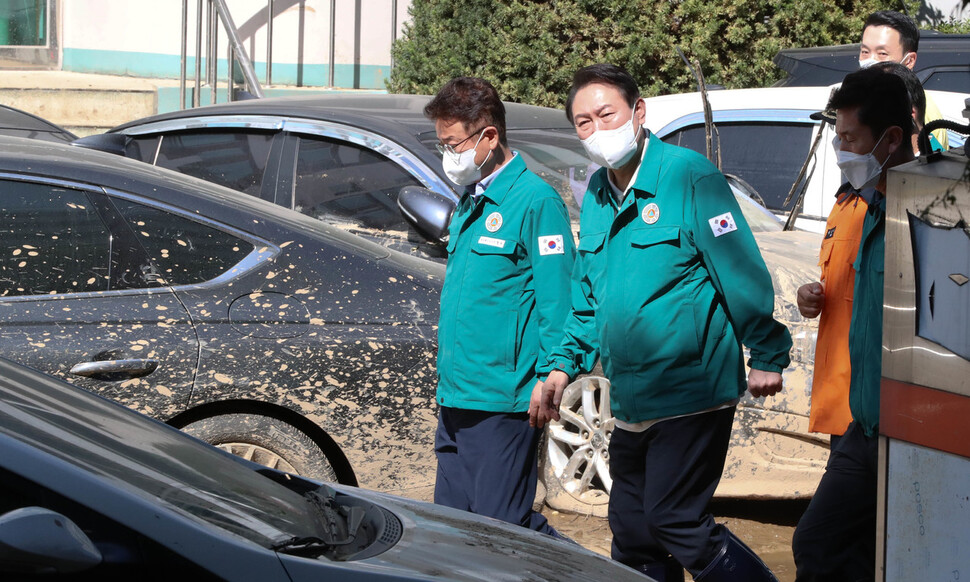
640, 85, 968, 233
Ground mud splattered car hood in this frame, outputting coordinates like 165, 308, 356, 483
302, 486, 650, 582
0, 358, 648, 582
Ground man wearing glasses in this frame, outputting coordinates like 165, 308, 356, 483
424, 76, 575, 536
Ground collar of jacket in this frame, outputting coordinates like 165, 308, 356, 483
468, 153, 527, 206
836, 181, 861, 205
588, 131, 665, 215
628, 130, 666, 197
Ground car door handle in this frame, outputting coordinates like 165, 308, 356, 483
69, 359, 159, 381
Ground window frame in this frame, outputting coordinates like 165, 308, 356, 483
654, 111, 823, 214
0, 171, 278, 303
280, 131, 426, 232
117, 115, 458, 207
102, 186, 279, 292
918, 66, 970, 94
0, 0, 58, 69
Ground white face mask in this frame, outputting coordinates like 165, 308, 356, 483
580, 115, 642, 170
835, 130, 889, 190
441, 129, 490, 186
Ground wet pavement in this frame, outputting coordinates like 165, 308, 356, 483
543, 499, 809, 581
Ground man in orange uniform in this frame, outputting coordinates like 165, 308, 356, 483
799, 60, 935, 449
797, 187, 866, 448
797, 112, 867, 450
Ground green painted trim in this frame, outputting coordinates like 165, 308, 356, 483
62, 48, 390, 90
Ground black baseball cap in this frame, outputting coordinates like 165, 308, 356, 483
810, 109, 836, 125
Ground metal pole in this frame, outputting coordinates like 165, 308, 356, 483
212, 0, 264, 98
209, 0, 217, 104
228, 43, 235, 102
266, 0, 273, 86
328, 0, 335, 87
194, 0, 202, 107
180, 0, 187, 109
390, 0, 396, 69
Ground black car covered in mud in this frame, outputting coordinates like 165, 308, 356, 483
0, 135, 442, 498
0, 358, 650, 581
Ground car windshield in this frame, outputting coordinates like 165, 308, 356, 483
506, 127, 592, 221
0, 360, 322, 548
728, 178, 784, 233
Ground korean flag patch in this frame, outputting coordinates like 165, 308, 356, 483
709, 212, 737, 237
538, 235, 565, 255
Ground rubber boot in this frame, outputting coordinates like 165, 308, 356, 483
693, 531, 779, 582
632, 556, 685, 582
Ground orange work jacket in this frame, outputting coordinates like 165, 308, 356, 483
809, 187, 868, 436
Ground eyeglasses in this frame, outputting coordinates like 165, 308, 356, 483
435, 127, 487, 157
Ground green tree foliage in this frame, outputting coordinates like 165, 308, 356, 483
933, 17, 970, 33
388, 0, 911, 106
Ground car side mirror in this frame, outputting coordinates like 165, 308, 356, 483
0, 507, 102, 574
71, 133, 130, 156
398, 186, 456, 243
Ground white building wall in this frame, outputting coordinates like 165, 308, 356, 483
60, 0, 412, 89
921, 0, 970, 22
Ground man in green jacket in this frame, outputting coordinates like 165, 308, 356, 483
533, 64, 791, 581
792, 67, 914, 582
426, 77, 575, 536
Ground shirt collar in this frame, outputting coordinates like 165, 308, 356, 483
606, 132, 649, 204
471, 152, 518, 201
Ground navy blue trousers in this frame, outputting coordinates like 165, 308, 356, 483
608, 405, 736, 574
434, 406, 557, 536
792, 421, 878, 581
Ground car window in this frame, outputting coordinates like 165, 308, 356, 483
153, 130, 275, 196
0, 180, 111, 297
292, 135, 423, 231
126, 134, 161, 164
112, 198, 255, 286
729, 180, 783, 233
506, 128, 588, 222
661, 122, 814, 212
922, 70, 970, 94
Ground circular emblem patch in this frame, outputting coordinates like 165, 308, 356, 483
642, 203, 660, 225
486, 212, 503, 232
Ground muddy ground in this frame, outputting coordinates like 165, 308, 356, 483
543, 499, 810, 581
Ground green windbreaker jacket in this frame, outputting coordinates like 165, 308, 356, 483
548, 136, 792, 423
848, 193, 886, 437
436, 154, 576, 412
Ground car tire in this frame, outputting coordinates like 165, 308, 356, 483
541, 376, 612, 518
180, 413, 339, 483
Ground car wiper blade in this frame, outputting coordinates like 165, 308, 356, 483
271, 535, 333, 554
271, 486, 363, 557
304, 486, 367, 548
275, 485, 396, 561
